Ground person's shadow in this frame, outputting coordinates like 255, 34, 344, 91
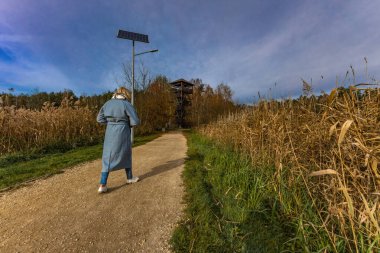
139, 159, 184, 181
105, 159, 184, 193
106, 183, 126, 193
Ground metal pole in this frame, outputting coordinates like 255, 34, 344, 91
131, 40, 135, 144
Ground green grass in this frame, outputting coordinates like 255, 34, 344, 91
171, 133, 296, 252
171, 133, 380, 253
171, 132, 337, 252
0, 133, 161, 191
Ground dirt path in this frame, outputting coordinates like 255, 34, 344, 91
0, 132, 187, 252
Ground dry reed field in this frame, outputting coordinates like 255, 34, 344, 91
200, 86, 380, 251
0, 102, 104, 155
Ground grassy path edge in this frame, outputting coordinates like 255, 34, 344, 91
170, 132, 299, 252
0, 133, 161, 192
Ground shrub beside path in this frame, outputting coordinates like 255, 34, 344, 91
0, 132, 187, 252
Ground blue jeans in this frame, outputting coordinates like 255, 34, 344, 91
100, 168, 133, 185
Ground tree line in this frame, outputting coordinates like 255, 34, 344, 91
1, 75, 240, 134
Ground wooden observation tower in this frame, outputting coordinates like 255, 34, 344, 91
170, 79, 194, 128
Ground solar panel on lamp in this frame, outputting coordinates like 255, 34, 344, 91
117, 30, 149, 43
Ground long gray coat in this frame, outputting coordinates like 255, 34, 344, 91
97, 99, 140, 172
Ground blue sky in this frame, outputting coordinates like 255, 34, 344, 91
1, 0, 379, 102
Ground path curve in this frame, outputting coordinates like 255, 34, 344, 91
0, 132, 187, 252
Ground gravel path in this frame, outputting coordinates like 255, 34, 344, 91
0, 132, 187, 252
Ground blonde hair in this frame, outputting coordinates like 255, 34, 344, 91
114, 87, 131, 101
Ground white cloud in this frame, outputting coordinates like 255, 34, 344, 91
0, 34, 35, 43
190, 1, 380, 102
0, 60, 73, 92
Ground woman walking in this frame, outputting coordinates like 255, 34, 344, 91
96, 87, 140, 193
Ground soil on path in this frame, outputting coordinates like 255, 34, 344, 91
0, 132, 187, 252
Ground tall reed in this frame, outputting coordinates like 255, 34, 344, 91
0, 103, 104, 155
200, 86, 380, 251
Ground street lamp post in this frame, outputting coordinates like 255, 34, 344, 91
132, 41, 135, 106
117, 30, 158, 143
132, 48, 159, 106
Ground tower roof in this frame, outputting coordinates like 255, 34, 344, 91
170, 79, 194, 87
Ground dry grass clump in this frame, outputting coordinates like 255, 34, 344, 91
0, 102, 104, 155
200, 86, 380, 251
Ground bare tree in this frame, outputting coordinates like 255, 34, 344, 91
122, 63, 133, 90
138, 61, 152, 91
121, 61, 152, 91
